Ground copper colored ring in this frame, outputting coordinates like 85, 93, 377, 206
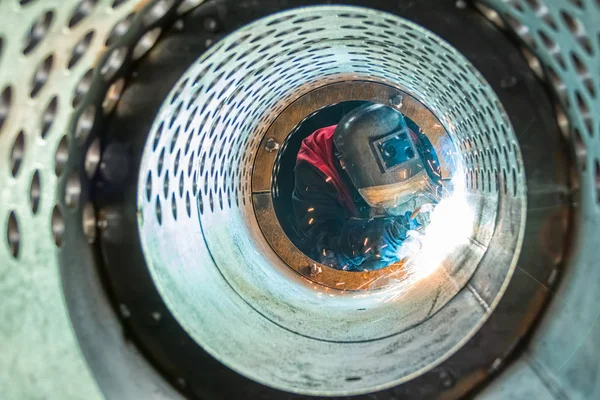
251, 80, 448, 291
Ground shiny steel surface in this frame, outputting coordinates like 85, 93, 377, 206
137, 5, 525, 395
476, 1, 600, 399
0, 0, 195, 399
0, 0, 597, 399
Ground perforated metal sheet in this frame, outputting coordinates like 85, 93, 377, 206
478, 1, 600, 399
0, 0, 598, 398
0, 0, 192, 398
137, 5, 526, 395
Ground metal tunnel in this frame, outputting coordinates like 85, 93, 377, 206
0, 0, 597, 399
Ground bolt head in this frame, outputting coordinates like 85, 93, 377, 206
265, 138, 280, 152
389, 94, 404, 107
309, 263, 322, 277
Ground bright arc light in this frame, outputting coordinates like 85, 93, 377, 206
377, 171, 475, 302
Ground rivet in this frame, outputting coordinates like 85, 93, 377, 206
310, 263, 322, 277
265, 137, 280, 153
389, 94, 404, 107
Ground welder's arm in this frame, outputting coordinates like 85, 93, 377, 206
293, 161, 410, 271
333, 216, 410, 271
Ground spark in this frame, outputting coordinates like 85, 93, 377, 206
308, 218, 314, 225
325, 176, 332, 183
370, 170, 475, 304
307, 207, 314, 212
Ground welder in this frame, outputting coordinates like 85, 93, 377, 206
292, 102, 442, 271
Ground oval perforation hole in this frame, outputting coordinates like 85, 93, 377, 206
85, 139, 101, 178
101, 47, 128, 81
185, 191, 191, 216
185, 107, 197, 132
7, 211, 20, 258
112, 0, 128, 8
55, 135, 69, 177
188, 151, 195, 177
155, 195, 162, 225
192, 171, 198, 197
146, 171, 153, 202
157, 147, 165, 176
153, 121, 164, 151
41, 96, 58, 139
30, 170, 41, 214
68, 0, 98, 28
68, 30, 95, 70
0, 86, 11, 133
184, 129, 194, 155
174, 150, 181, 176
73, 69, 93, 108
10, 131, 26, 178
82, 202, 97, 243
106, 13, 134, 46
163, 173, 170, 199
573, 128, 587, 170
169, 103, 182, 129
132, 27, 162, 60
570, 51, 587, 75
538, 30, 556, 49
595, 159, 600, 204
51, 205, 65, 247
23, 10, 54, 55
170, 125, 180, 153
560, 10, 582, 34
171, 193, 177, 220
30, 54, 54, 98
65, 172, 82, 209
75, 105, 96, 142
143, 0, 175, 27
178, 173, 184, 198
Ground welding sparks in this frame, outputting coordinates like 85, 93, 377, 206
372, 172, 475, 304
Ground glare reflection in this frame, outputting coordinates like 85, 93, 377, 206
375, 172, 475, 302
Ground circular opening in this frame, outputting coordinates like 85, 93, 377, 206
137, 6, 527, 396
270, 97, 453, 286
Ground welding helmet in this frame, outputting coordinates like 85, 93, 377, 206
333, 103, 440, 209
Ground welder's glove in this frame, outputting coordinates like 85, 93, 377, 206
337, 216, 410, 270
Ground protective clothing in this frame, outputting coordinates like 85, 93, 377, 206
296, 125, 358, 217
292, 156, 412, 270
292, 105, 440, 271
